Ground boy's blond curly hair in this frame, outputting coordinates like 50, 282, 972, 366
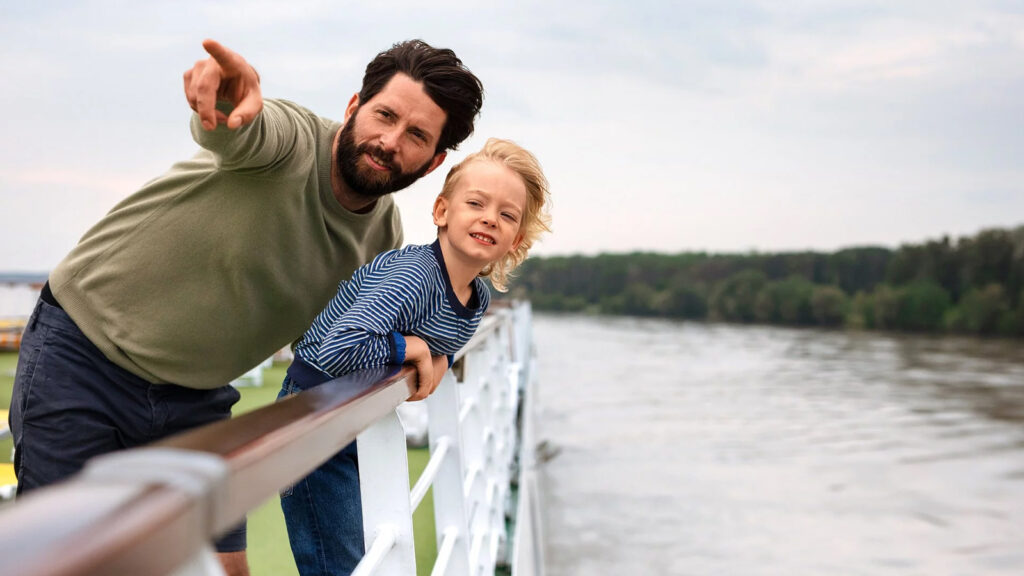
438, 138, 551, 292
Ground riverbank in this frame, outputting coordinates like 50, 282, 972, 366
512, 224, 1024, 338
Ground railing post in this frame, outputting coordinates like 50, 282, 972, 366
511, 317, 545, 576
356, 410, 416, 576
426, 371, 472, 576
454, 310, 523, 576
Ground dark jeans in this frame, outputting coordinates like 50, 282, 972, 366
7, 297, 246, 551
278, 375, 364, 576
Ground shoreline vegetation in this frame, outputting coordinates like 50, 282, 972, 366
507, 224, 1024, 338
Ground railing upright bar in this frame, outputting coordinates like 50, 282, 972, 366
355, 410, 417, 576
426, 369, 473, 576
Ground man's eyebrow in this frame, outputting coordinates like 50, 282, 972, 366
374, 104, 436, 141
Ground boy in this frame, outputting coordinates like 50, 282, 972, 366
280, 138, 552, 575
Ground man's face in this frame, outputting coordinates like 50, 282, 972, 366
335, 74, 448, 199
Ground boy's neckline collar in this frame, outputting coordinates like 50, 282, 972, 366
431, 239, 481, 319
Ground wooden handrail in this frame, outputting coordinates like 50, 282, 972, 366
0, 364, 417, 576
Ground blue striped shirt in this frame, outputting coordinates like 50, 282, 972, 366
289, 240, 489, 385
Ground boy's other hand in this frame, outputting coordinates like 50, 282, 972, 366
427, 354, 449, 396
403, 336, 434, 401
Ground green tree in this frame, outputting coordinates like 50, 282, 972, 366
755, 276, 815, 325
869, 284, 901, 330
620, 282, 659, 316
710, 270, 767, 322
895, 281, 952, 331
828, 247, 891, 294
660, 281, 708, 319
996, 289, 1024, 336
847, 291, 873, 329
811, 286, 849, 326
959, 229, 1015, 292
946, 284, 1010, 335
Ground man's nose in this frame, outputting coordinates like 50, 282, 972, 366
379, 126, 401, 151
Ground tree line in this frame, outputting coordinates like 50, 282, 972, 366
505, 225, 1024, 337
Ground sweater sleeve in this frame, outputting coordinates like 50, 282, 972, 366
189, 99, 313, 173
313, 260, 436, 376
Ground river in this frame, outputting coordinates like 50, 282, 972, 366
533, 313, 1024, 575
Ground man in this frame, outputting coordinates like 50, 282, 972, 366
8, 38, 483, 575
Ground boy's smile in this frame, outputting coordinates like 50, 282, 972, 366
470, 232, 496, 245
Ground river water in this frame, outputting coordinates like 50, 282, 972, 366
533, 313, 1024, 575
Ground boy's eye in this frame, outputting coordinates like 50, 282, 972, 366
502, 212, 519, 223
467, 200, 482, 207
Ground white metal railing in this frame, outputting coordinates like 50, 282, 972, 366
0, 301, 542, 576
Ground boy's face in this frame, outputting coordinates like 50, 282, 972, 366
433, 160, 527, 270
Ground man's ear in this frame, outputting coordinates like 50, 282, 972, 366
432, 196, 450, 227
423, 152, 447, 176
343, 93, 360, 122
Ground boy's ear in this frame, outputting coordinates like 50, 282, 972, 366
511, 233, 525, 252
432, 196, 449, 227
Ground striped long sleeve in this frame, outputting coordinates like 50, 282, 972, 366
302, 251, 436, 375
291, 242, 489, 383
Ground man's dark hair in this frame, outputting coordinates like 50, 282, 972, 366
359, 40, 484, 153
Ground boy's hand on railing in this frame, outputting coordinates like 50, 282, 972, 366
428, 354, 449, 396
403, 335, 436, 401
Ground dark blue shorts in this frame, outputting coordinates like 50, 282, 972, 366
7, 297, 246, 552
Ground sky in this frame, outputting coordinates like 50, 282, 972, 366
1, 1, 1023, 272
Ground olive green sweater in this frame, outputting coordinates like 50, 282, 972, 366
49, 99, 402, 389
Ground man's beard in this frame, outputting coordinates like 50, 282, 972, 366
335, 114, 433, 200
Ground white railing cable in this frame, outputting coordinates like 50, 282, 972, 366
410, 436, 450, 511
463, 466, 480, 498
458, 399, 475, 424
430, 528, 459, 576
351, 526, 397, 576
469, 531, 486, 576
